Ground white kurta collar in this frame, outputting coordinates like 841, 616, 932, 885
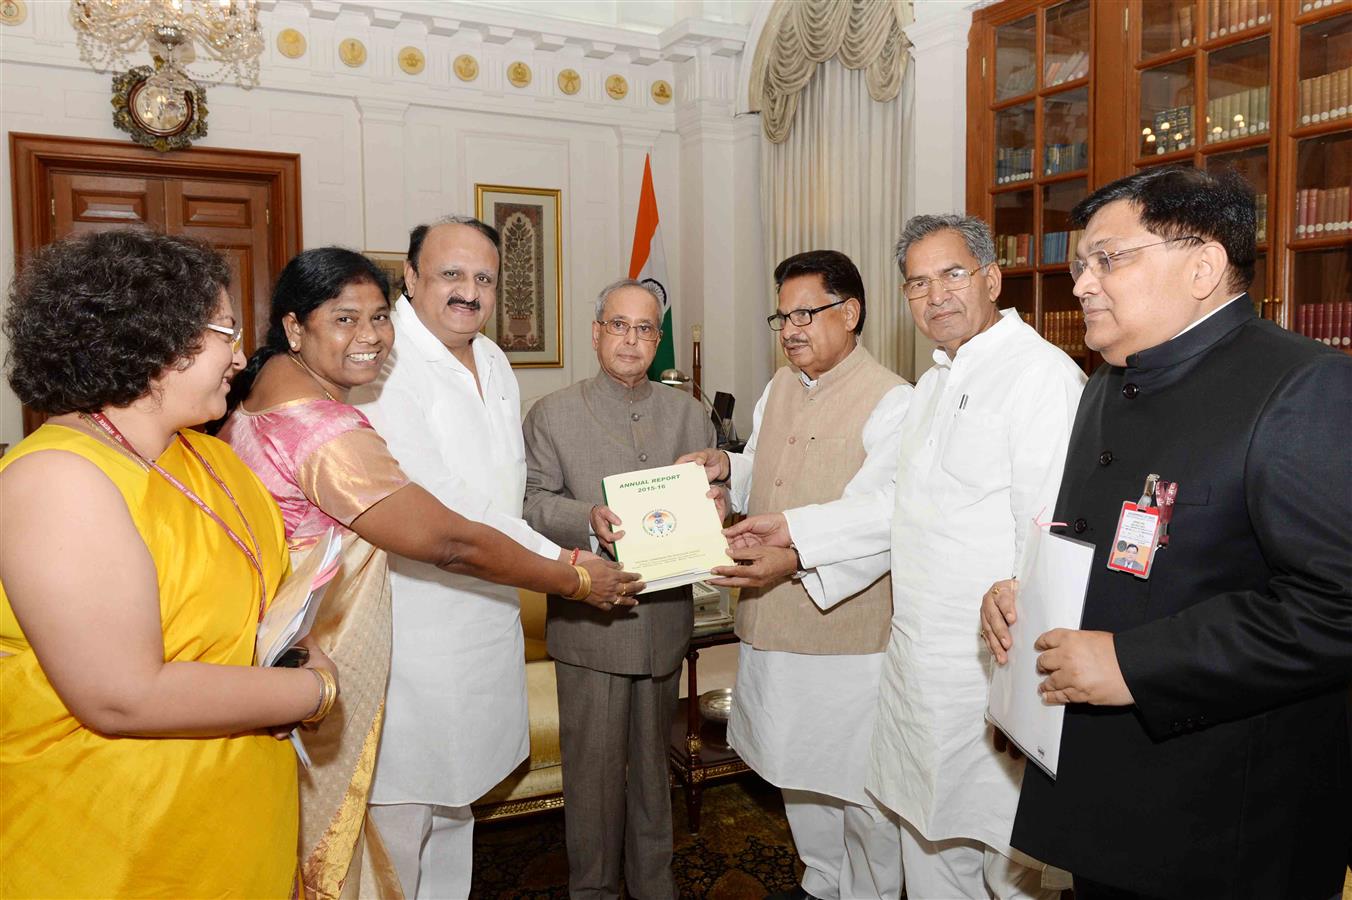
929, 307, 1021, 370
394, 295, 495, 384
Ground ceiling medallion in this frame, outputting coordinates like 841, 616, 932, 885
276, 28, 305, 59
507, 61, 532, 88
557, 68, 581, 96
338, 37, 366, 68
398, 46, 424, 75
112, 63, 208, 152
1, 0, 27, 26
651, 79, 672, 104
453, 54, 479, 82
605, 74, 628, 101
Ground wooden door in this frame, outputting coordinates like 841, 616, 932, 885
50, 172, 168, 235
11, 133, 302, 434
165, 178, 273, 344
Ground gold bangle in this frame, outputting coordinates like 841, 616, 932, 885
302, 668, 338, 725
564, 563, 592, 601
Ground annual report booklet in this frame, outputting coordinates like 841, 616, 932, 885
602, 462, 732, 594
986, 520, 1094, 779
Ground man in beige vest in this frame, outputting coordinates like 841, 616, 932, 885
726, 217, 1086, 899
523, 279, 716, 900
680, 251, 913, 900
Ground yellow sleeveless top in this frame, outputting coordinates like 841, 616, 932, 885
0, 424, 299, 898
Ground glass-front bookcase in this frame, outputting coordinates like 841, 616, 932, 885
969, 0, 1096, 369
969, 0, 1352, 364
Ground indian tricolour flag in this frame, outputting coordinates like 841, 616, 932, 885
627, 154, 674, 381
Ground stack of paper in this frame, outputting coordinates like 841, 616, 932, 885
255, 527, 343, 766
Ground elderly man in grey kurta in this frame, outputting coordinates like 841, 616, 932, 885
523, 279, 716, 900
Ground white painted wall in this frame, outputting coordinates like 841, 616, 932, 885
0, 0, 767, 444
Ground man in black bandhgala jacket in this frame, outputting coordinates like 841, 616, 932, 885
979, 166, 1352, 900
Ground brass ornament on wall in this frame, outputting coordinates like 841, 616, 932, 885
111, 65, 208, 153
276, 28, 306, 59
507, 61, 532, 88
651, 79, 672, 104
605, 74, 628, 101
398, 46, 425, 75
453, 54, 479, 82
0, 0, 27, 26
557, 68, 581, 96
338, 38, 367, 68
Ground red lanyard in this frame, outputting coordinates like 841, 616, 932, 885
87, 412, 269, 623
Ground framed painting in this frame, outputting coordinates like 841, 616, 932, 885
364, 251, 407, 302
474, 184, 564, 368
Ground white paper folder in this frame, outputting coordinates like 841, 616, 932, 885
986, 521, 1094, 779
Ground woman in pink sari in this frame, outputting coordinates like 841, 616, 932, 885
219, 248, 638, 899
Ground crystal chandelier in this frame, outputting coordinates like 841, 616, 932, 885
70, 1, 262, 119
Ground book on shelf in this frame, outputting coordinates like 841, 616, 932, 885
996, 146, 1035, 184
1043, 142, 1089, 176
996, 232, 1033, 268
1206, 87, 1269, 143
1211, 0, 1266, 36
1041, 309, 1086, 355
1000, 62, 1036, 98
1178, 5, 1193, 48
1148, 105, 1192, 155
1298, 67, 1352, 125
1294, 302, 1352, 349
1041, 229, 1084, 266
1294, 187, 1352, 237
1045, 50, 1088, 87
1256, 193, 1268, 244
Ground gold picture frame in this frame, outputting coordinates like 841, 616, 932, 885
474, 184, 564, 368
364, 251, 407, 303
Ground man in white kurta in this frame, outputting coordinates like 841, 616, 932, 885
728, 217, 1085, 899
353, 218, 563, 900
684, 251, 911, 900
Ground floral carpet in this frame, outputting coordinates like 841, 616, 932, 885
471, 774, 802, 899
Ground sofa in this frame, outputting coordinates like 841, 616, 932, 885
471, 590, 565, 822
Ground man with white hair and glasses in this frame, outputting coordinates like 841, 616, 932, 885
523, 278, 715, 900
725, 217, 1084, 898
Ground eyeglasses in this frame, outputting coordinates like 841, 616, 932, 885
902, 264, 992, 301
205, 322, 244, 352
766, 298, 848, 331
1069, 236, 1202, 281
599, 318, 661, 342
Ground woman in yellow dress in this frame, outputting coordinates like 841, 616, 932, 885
0, 230, 340, 898
219, 247, 641, 899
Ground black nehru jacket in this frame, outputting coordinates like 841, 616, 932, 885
1012, 297, 1352, 900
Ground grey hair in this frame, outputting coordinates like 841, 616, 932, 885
594, 278, 662, 321
893, 214, 997, 274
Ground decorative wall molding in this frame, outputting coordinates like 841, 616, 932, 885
0, 0, 749, 134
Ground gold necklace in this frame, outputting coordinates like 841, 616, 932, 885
289, 353, 338, 402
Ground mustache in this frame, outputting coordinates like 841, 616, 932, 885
781, 337, 809, 348
446, 296, 481, 311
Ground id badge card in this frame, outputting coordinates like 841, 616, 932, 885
1106, 501, 1160, 579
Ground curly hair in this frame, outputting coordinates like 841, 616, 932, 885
4, 229, 230, 414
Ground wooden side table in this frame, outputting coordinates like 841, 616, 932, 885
668, 623, 747, 833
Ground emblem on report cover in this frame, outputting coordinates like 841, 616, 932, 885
643, 510, 677, 538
